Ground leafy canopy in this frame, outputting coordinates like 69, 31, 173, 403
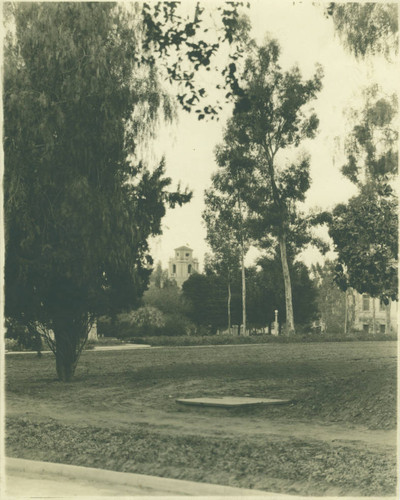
215, 38, 325, 254
342, 85, 398, 186
329, 186, 398, 303
327, 2, 398, 60
4, 4, 189, 326
327, 84, 398, 302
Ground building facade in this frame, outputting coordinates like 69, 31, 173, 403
353, 292, 397, 334
168, 246, 199, 288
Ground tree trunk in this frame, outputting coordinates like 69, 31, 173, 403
345, 288, 356, 334
54, 332, 76, 382
227, 281, 232, 335
385, 301, 391, 335
278, 232, 295, 335
372, 298, 376, 335
240, 241, 247, 336
53, 316, 87, 382
27, 322, 43, 358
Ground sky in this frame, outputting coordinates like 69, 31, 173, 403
148, 0, 397, 271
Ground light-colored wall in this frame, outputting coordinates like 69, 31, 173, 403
168, 248, 198, 288
354, 293, 397, 334
88, 321, 98, 340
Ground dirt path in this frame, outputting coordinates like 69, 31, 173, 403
7, 397, 396, 449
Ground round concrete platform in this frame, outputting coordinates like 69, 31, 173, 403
176, 396, 291, 408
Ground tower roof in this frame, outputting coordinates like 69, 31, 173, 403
175, 245, 192, 251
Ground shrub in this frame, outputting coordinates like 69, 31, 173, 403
127, 306, 165, 336
97, 316, 113, 337
5, 318, 43, 351
5, 338, 20, 352
98, 308, 165, 338
161, 313, 196, 336
84, 339, 96, 350
95, 337, 124, 346
99, 307, 198, 338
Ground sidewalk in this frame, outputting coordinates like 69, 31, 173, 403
4, 458, 396, 499
5, 344, 151, 355
5, 458, 269, 496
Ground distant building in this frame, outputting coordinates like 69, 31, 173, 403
88, 321, 98, 340
353, 293, 397, 334
168, 246, 199, 288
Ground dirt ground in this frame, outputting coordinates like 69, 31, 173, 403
5, 341, 397, 496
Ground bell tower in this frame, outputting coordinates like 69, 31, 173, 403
168, 245, 199, 288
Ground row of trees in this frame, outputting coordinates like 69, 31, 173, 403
97, 258, 355, 339
203, 37, 326, 335
182, 255, 318, 334
97, 257, 319, 338
203, 5, 398, 336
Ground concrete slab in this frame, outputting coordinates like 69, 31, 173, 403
176, 396, 291, 407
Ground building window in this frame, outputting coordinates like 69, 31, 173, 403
379, 324, 386, 334
172, 264, 176, 274
186, 253, 189, 257
363, 324, 369, 334
188, 264, 191, 274
379, 300, 386, 312
362, 294, 370, 311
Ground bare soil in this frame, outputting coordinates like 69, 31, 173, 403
5, 341, 397, 496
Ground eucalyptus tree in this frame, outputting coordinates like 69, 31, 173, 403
203, 188, 243, 334
340, 85, 398, 186
3, 2, 248, 380
326, 2, 398, 60
219, 39, 323, 334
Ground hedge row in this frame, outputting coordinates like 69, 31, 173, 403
125, 332, 398, 347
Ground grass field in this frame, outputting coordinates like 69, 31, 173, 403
6, 341, 397, 496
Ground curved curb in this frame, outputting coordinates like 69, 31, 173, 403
5, 458, 397, 498
6, 458, 271, 496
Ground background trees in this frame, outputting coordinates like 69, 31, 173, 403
311, 261, 346, 334
319, 4, 399, 331
182, 273, 227, 333
143, 277, 194, 336
326, 3, 398, 60
340, 86, 398, 186
249, 255, 318, 332
203, 169, 249, 334
327, 86, 398, 307
211, 38, 323, 334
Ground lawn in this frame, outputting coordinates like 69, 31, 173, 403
6, 341, 397, 496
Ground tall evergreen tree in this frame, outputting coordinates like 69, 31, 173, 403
4, 2, 247, 380
203, 178, 248, 335
216, 38, 323, 334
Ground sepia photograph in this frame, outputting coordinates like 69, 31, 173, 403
1, 1, 398, 497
